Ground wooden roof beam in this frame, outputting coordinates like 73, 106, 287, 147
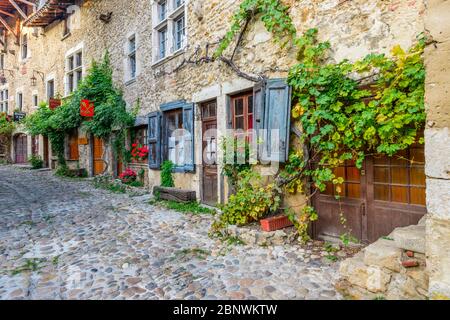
0, 9, 15, 18
8, 0, 27, 19
0, 15, 16, 38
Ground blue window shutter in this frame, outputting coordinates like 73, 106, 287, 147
261, 79, 292, 163
253, 81, 266, 161
148, 111, 162, 169
182, 103, 195, 172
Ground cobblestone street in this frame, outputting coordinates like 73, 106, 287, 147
0, 166, 340, 300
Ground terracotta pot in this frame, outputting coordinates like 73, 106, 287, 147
260, 215, 294, 232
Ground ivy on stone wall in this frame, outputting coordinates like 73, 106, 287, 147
25, 53, 135, 170
212, 0, 426, 243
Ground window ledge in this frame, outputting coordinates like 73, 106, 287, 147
169, 5, 185, 19
154, 19, 168, 30
152, 48, 185, 68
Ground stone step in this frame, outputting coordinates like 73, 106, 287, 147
363, 239, 402, 272
391, 225, 426, 254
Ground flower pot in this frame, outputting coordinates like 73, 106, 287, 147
260, 215, 293, 232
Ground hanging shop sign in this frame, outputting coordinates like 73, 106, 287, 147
13, 112, 27, 122
49, 98, 61, 110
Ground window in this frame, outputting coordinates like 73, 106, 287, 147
174, 0, 185, 9
127, 35, 137, 80
158, 0, 167, 22
17, 92, 23, 111
226, 80, 292, 164
0, 89, 8, 113
174, 14, 185, 51
65, 50, 83, 95
152, 0, 187, 63
47, 80, 55, 100
158, 27, 168, 60
21, 34, 28, 60
68, 129, 79, 160
231, 92, 254, 132
132, 126, 148, 163
148, 102, 194, 171
0, 54, 4, 70
165, 109, 184, 166
32, 94, 38, 107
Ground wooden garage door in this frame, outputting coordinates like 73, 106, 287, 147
313, 142, 426, 243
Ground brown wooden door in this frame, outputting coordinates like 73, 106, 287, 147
313, 143, 426, 243
43, 136, 49, 167
313, 160, 367, 242
366, 142, 426, 242
14, 134, 27, 164
201, 101, 218, 206
93, 136, 105, 176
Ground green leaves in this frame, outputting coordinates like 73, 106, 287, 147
214, 0, 296, 58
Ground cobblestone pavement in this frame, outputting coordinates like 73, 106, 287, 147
0, 166, 341, 300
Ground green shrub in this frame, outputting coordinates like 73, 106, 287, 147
161, 160, 175, 187
29, 155, 44, 170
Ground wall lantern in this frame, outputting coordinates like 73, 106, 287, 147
30, 69, 44, 87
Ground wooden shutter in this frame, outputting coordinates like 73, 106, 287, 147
261, 79, 292, 163
148, 111, 161, 169
182, 103, 195, 172
253, 81, 266, 160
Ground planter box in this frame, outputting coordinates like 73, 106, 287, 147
260, 215, 294, 232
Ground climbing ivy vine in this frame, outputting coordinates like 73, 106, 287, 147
211, 0, 426, 243
25, 53, 135, 169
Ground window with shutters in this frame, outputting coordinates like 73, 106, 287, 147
148, 101, 194, 172
228, 79, 292, 164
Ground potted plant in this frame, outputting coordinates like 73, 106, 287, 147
119, 168, 137, 184
131, 143, 149, 162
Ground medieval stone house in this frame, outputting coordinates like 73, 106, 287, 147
0, 0, 448, 298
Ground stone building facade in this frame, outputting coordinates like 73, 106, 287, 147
0, 0, 448, 299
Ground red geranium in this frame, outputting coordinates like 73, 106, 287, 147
119, 168, 137, 183
131, 142, 149, 162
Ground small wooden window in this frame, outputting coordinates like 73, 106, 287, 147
231, 92, 254, 132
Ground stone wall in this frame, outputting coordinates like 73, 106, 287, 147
423, 0, 450, 299
337, 219, 429, 300
78, 0, 427, 200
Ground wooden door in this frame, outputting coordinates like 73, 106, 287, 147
14, 134, 27, 164
93, 136, 105, 176
313, 160, 367, 241
43, 136, 49, 167
366, 142, 426, 242
313, 143, 426, 243
201, 101, 218, 205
